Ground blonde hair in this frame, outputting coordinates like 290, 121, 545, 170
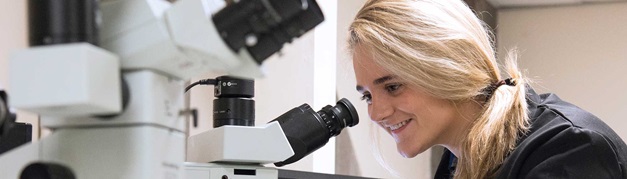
348, 0, 529, 178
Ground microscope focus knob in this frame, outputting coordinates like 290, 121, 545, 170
20, 163, 76, 179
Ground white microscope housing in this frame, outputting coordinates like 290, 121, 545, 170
0, 0, 328, 178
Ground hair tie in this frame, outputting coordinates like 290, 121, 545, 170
496, 78, 516, 87
482, 78, 516, 102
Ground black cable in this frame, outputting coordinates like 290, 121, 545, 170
184, 81, 202, 93
185, 79, 217, 93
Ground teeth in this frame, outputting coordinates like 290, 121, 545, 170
388, 119, 411, 131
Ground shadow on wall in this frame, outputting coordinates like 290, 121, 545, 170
336, 129, 362, 175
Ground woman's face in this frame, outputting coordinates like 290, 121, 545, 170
353, 48, 468, 158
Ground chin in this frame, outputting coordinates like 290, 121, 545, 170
397, 146, 422, 158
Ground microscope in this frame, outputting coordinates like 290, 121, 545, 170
184, 76, 359, 178
0, 0, 361, 178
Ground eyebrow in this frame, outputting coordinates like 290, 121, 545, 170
356, 75, 395, 91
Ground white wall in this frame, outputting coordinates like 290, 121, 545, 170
335, 1, 434, 179
0, 0, 40, 141
497, 3, 627, 141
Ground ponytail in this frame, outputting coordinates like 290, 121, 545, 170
456, 50, 530, 179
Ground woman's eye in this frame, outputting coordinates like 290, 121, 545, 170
360, 93, 372, 104
385, 83, 403, 93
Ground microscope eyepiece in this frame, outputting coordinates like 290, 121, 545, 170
271, 98, 359, 167
316, 98, 359, 136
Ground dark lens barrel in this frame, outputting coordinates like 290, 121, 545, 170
272, 98, 359, 167
28, 0, 100, 46
213, 98, 255, 128
0, 91, 8, 136
212, 76, 255, 128
212, 0, 324, 64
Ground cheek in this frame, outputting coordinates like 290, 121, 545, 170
403, 94, 456, 137
415, 101, 459, 146
398, 98, 427, 119
404, 91, 454, 122
414, 102, 455, 129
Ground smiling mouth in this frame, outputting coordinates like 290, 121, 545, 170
387, 119, 412, 131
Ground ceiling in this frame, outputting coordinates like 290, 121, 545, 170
486, 0, 626, 8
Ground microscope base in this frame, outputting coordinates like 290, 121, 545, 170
184, 162, 278, 179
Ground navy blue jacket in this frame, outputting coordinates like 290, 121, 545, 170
435, 89, 627, 178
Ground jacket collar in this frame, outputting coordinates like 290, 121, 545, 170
525, 86, 543, 122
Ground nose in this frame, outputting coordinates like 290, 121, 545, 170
368, 95, 393, 122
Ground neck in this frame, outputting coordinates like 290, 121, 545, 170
443, 99, 483, 157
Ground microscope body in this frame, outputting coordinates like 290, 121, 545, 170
0, 0, 200, 178
0, 0, 345, 178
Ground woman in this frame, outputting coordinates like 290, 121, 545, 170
348, 0, 627, 178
